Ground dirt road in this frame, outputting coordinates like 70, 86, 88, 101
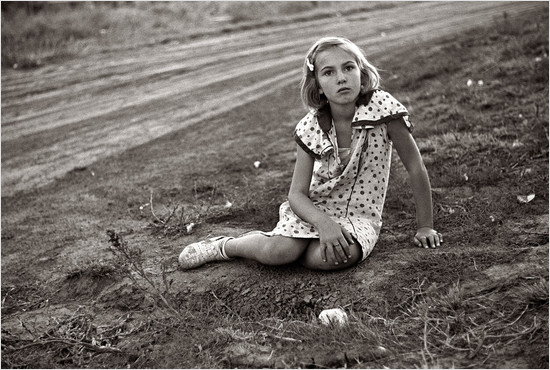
0, 1, 541, 197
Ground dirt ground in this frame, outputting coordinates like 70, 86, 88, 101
1, 2, 548, 368
1, 1, 541, 197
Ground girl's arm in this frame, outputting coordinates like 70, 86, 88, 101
288, 145, 354, 264
387, 118, 443, 249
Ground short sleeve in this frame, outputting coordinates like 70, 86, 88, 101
294, 112, 334, 159
352, 90, 414, 133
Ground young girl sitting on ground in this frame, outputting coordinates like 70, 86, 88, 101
179, 36, 443, 271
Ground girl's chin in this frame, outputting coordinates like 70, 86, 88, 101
328, 95, 359, 106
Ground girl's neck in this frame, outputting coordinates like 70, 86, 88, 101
329, 102, 355, 124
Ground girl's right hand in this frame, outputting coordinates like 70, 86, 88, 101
317, 219, 355, 265
414, 227, 443, 249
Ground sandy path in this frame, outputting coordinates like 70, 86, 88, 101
1, 1, 542, 196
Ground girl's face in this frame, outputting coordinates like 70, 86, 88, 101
315, 47, 361, 109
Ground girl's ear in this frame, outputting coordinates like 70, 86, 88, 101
318, 87, 324, 95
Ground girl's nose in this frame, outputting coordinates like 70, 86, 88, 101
337, 71, 347, 84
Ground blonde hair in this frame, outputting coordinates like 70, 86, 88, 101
299, 37, 381, 111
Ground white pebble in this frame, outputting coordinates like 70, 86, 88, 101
319, 308, 348, 327
517, 194, 535, 204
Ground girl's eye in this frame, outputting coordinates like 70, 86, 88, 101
345, 65, 355, 71
323, 70, 333, 76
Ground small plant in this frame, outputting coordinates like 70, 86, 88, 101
147, 181, 231, 236
106, 229, 179, 317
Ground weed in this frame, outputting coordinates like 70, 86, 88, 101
105, 229, 179, 317
146, 180, 230, 236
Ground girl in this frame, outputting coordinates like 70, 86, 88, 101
179, 37, 442, 271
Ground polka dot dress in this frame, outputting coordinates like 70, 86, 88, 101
270, 90, 413, 261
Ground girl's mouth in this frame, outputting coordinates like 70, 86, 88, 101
337, 87, 351, 93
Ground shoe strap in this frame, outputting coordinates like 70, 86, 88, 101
219, 237, 233, 260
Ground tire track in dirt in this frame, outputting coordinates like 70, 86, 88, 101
1, 1, 542, 196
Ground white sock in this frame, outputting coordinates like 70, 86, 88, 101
219, 237, 233, 260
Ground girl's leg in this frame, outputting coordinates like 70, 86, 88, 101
299, 239, 362, 271
224, 233, 310, 265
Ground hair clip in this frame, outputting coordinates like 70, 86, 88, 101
306, 58, 314, 72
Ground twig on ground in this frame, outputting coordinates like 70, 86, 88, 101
211, 290, 238, 317
501, 305, 529, 329
264, 332, 302, 343
17, 316, 39, 339
467, 332, 486, 359
6, 338, 124, 354
150, 190, 180, 227
422, 319, 434, 362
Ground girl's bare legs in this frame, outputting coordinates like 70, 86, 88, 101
300, 240, 362, 271
225, 233, 362, 270
224, 234, 309, 265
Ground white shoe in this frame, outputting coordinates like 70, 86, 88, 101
178, 236, 232, 270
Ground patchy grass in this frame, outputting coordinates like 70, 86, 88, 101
381, 9, 548, 250
1, 1, 392, 69
1, 6, 548, 370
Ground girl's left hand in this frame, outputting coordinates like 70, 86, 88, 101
414, 227, 443, 249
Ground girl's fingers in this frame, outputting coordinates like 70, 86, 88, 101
414, 229, 444, 249
335, 241, 349, 263
422, 237, 429, 248
340, 229, 354, 258
341, 228, 355, 246
338, 235, 351, 260
414, 236, 428, 248
424, 235, 431, 248
321, 244, 328, 263
340, 243, 352, 261
328, 244, 341, 265
420, 236, 429, 248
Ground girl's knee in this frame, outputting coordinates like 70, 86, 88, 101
300, 241, 362, 271
258, 237, 308, 265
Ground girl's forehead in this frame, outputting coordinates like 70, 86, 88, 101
315, 47, 356, 66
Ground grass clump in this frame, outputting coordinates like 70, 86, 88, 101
1, 3, 113, 68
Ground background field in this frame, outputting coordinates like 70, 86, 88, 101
1, 1, 548, 368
